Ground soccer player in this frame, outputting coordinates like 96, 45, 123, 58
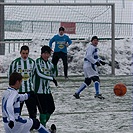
8, 45, 37, 119
49, 26, 72, 79
2, 72, 50, 133
33, 45, 57, 131
73, 36, 105, 99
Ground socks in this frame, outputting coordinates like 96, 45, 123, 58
40, 113, 51, 127
94, 81, 100, 95
76, 82, 87, 94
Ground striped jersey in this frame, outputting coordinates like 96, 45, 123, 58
33, 57, 54, 94
8, 57, 35, 93
2, 87, 29, 123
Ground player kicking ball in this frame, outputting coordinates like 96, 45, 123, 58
2, 72, 53, 133
73, 36, 105, 100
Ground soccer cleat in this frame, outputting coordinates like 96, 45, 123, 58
94, 94, 105, 99
49, 124, 56, 133
73, 93, 80, 99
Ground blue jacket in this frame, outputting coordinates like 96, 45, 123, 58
49, 34, 72, 53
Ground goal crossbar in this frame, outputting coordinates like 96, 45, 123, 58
0, 2, 115, 6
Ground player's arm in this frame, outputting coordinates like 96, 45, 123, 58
35, 59, 53, 81
64, 36, 72, 47
49, 36, 55, 49
19, 93, 29, 101
8, 61, 16, 78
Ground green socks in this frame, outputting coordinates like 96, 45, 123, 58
40, 113, 51, 127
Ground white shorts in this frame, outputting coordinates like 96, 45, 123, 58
83, 62, 99, 78
4, 118, 33, 133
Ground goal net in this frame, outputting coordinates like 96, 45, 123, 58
1, 3, 115, 75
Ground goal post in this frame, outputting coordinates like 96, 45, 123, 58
0, 2, 115, 75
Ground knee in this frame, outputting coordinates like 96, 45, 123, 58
84, 78, 91, 86
91, 76, 100, 82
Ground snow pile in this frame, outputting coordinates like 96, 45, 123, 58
0, 38, 132, 75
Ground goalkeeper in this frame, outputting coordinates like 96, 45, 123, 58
49, 26, 72, 79
73, 36, 105, 99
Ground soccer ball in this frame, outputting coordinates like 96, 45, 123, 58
114, 83, 127, 96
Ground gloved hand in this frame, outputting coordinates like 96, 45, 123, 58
28, 91, 35, 97
100, 60, 106, 65
8, 121, 14, 129
53, 78, 58, 87
95, 62, 101, 66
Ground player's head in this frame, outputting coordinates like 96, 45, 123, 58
91, 36, 99, 46
20, 45, 29, 60
59, 26, 65, 35
41, 45, 52, 61
9, 72, 22, 89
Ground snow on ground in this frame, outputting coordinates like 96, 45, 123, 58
0, 38, 132, 76
0, 75, 132, 133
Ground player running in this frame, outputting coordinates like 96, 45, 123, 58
73, 36, 105, 99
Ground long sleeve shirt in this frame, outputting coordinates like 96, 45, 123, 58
49, 34, 72, 53
2, 87, 29, 123
33, 57, 54, 94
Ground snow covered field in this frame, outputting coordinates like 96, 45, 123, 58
0, 75, 132, 133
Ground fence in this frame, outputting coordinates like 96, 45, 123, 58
5, 20, 133, 38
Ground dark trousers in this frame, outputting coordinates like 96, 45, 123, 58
19, 92, 37, 118
36, 93, 55, 114
52, 51, 68, 77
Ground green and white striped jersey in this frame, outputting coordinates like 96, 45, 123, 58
8, 57, 35, 93
33, 57, 54, 94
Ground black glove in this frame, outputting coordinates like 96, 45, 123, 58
100, 60, 106, 65
8, 121, 14, 129
29, 91, 35, 98
95, 62, 101, 66
53, 78, 58, 86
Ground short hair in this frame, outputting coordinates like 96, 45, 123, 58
9, 72, 22, 86
41, 45, 52, 54
59, 26, 65, 31
91, 36, 98, 42
20, 45, 29, 53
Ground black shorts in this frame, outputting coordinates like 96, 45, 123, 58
36, 93, 55, 114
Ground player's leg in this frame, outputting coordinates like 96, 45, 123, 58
60, 52, 68, 78
36, 94, 55, 127
25, 91, 37, 119
73, 78, 91, 99
46, 94, 56, 133
91, 76, 105, 99
52, 52, 59, 77
39, 94, 55, 126
73, 66, 91, 99
36, 94, 47, 127
31, 118, 50, 133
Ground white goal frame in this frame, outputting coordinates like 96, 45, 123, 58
0, 2, 115, 75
